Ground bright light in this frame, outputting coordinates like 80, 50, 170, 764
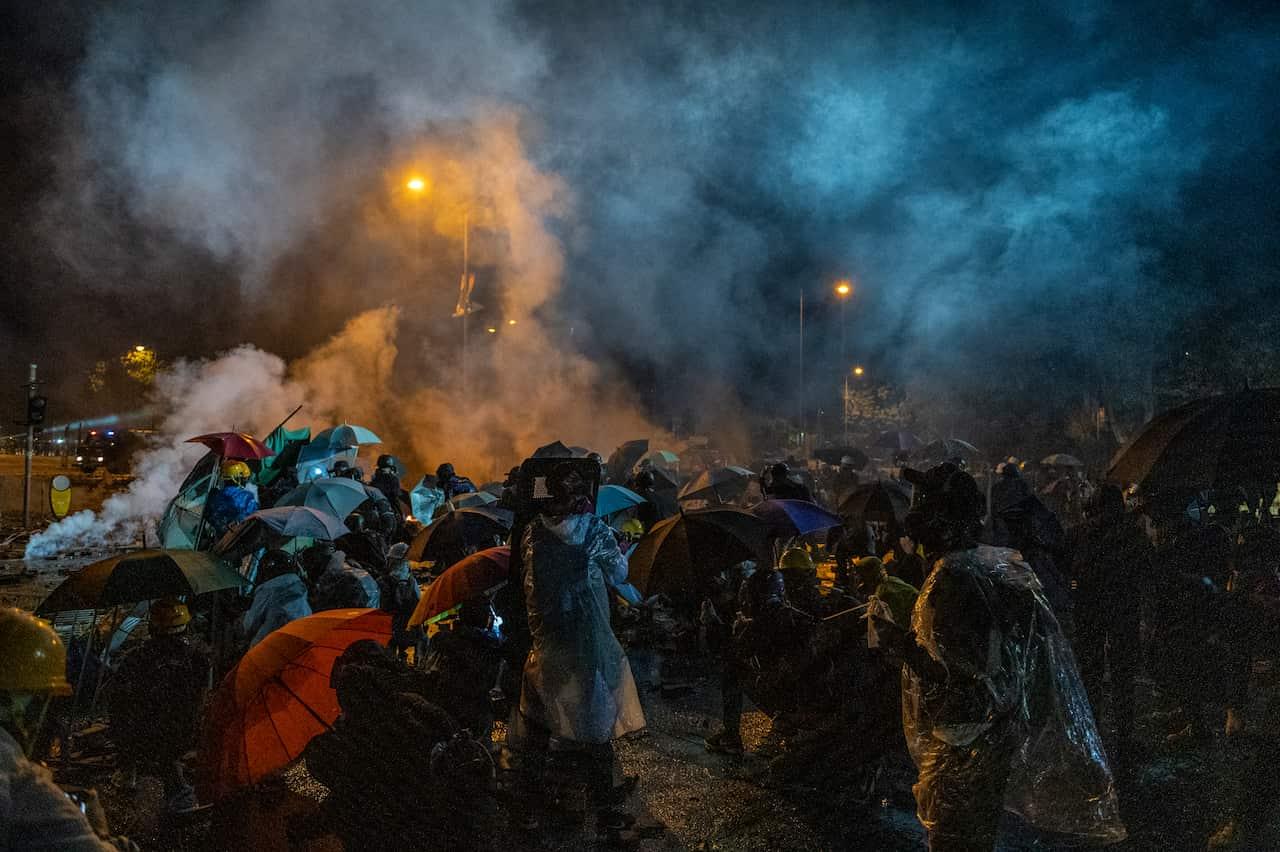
406, 177, 426, 192
96, 456, 104, 462
76, 456, 83, 462
834, 280, 851, 296
134, 344, 146, 352
486, 327, 497, 334
507, 319, 517, 326
853, 366, 864, 376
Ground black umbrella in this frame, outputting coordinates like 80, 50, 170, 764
627, 508, 769, 597
1108, 389, 1280, 516
838, 480, 912, 525
918, 438, 982, 463
532, 440, 574, 459
812, 447, 869, 469
407, 507, 514, 563
606, 439, 649, 484
874, 430, 924, 453
37, 549, 247, 615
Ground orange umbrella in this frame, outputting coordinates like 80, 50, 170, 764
407, 546, 509, 628
196, 608, 392, 803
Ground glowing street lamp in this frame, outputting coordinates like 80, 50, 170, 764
486, 326, 497, 334
834, 280, 851, 297
507, 319, 517, 326
853, 366, 864, 377
406, 177, 426, 192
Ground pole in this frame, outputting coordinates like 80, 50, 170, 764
841, 299, 848, 443
798, 290, 804, 448
23, 363, 36, 529
462, 209, 470, 397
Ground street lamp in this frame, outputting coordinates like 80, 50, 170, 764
853, 365, 864, 377
834, 281, 853, 442
406, 177, 426, 192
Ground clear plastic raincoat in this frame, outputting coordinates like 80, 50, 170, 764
518, 513, 646, 744
903, 545, 1125, 846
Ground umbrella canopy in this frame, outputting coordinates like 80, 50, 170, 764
812, 447, 869, 469
919, 438, 983, 463
595, 484, 646, 517
532, 440, 574, 459
185, 432, 276, 460
1041, 453, 1085, 468
606, 439, 649, 484
255, 426, 311, 486
873, 430, 924, 453
274, 477, 370, 520
677, 466, 755, 503
627, 508, 769, 597
407, 507, 514, 563
310, 424, 382, 451
480, 481, 506, 497
37, 549, 247, 615
1108, 389, 1280, 517
407, 547, 510, 628
246, 506, 349, 540
752, 499, 844, 536
197, 609, 392, 802
452, 491, 498, 509
838, 480, 912, 525
644, 450, 680, 468
568, 446, 591, 458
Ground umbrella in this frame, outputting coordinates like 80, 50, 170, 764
255, 426, 311, 486
185, 432, 276, 461
627, 508, 769, 597
677, 466, 755, 503
408, 547, 510, 627
452, 491, 498, 509
595, 484, 646, 517
644, 450, 680, 469
1041, 453, 1085, 468
295, 442, 358, 473
838, 480, 912, 525
812, 447, 869, 469
568, 446, 591, 458
310, 424, 382, 451
37, 549, 247, 615
532, 440, 574, 459
1107, 389, 1280, 517
480, 481, 505, 497
197, 608, 392, 802
245, 506, 349, 540
873, 430, 924, 453
919, 438, 983, 463
752, 499, 844, 536
606, 439, 649, 484
274, 477, 370, 520
407, 507, 514, 563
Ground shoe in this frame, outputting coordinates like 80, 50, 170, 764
704, 729, 744, 755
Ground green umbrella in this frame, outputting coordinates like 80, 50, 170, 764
36, 549, 248, 615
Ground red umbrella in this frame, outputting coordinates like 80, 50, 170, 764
196, 608, 392, 803
407, 546, 510, 628
185, 431, 276, 460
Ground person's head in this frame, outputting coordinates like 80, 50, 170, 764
149, 598, 191, 636
0, 608, 72, 755
902, 463, 985, 558
336, 463, 364, 482
330, 639, 396, 716
620, 518, 645, 543
299, 541, 337, 584
436, 463, 455, 482
256, 549, 299, 584
743, 567, 788, 615
852, 556, 887, 597
375, 454, 400, 475
221, 460, 251, 487
768, 462, 790, 484
546, 463, 590, 515
633, 470, 654, 491
897, 532, 917, 557
778, 546, 814, 577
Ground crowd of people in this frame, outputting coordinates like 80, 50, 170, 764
4, 439, 1280, 851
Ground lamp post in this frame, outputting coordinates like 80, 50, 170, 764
834, 281, 852, 442
407, 176, 475, 396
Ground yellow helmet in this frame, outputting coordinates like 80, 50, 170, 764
778, 547, 814, 573
221, 460, 251, 485
620, 519, 645, 538
149, 598, 191, 635
0, 608, 72, 696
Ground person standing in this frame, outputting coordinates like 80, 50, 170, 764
242, 550, 312, 649
204, 460, 258, 545
513, 464, 645, 838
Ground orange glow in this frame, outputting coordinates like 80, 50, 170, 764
507, 319, 517, 326
406, 177, 426, 192
834, 280, 851, 296
853, 366, 864, 376
486, 327, 497, 334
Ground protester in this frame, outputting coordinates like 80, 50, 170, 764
988, 464, 1073, 619
513, 463, 645, 838
204, 460, 258, 543
422, 597, 506, 738
852, 556, 918, 628
334, 461, 397, 537
884, 530, 927, 589
377, 542, 421, 658
437, 463, 478, 502
702, 559, 756, 755
306, 545, 381, 611
1062, 483, 1152, 770
370, 454, 405, 513
242, 550, 312, 649
0, 608, 138, 851
107, 598, 209, 813
762, 462, 813, 502
873, 463, 1123, 852
777, 546, 826, 617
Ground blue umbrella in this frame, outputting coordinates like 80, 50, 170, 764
595, 484, 646, 517
274, 477, 370, 520
751, 499, 843, 536
246, 506, 349, 539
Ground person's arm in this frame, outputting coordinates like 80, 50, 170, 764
5, 759, 135, 850
589, 519, 629, 586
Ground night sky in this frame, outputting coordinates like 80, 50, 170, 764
3, 1, 1279, 450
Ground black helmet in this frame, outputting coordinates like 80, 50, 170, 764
768, 462, 790, 480
256, 549, 298, 583
902, 463, 985, 556
332, 460, 352, 476
436, 463, 455, 482
376, 454, 400, 474
742, 567, 788, 615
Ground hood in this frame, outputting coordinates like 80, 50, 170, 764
539, 512, 594, 546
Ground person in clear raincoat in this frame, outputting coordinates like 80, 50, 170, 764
873, 463, 1125, 852
513, 463, 645, 836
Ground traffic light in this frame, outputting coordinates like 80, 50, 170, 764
27, 395, 46, 425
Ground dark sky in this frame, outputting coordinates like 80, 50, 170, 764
4, 0, 1279, 447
